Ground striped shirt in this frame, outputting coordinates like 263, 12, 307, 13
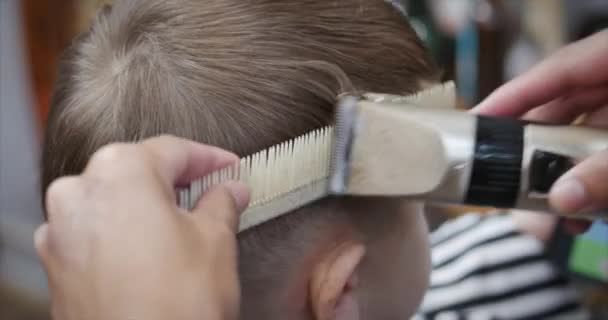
415, 213, 590, 320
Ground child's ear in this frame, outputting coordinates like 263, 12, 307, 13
309, 242, 366, 320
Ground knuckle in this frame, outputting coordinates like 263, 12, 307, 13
45, 177, 81, 214
46, 177, 75, 201
34, 230, 48, 260
34, 226, 66, 266
89, 143, 137, 168
86, 143, 150, 177
214, 186, 238, 211
148, 134, 179, 144
141, 135, 181, 151
140, 134, 183, 158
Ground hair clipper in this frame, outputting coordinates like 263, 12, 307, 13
330, 94, 608, 219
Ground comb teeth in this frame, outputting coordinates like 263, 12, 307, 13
178, 126, 333, 211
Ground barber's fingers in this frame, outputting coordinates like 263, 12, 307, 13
139, 135, 239, 187
192, 182, 250, 233
549, 103, 608, 215
45, 176, 86, 223
522, 86, 608, 124
583, 103, 608, 128
34, 224, 50, 264
550, 149, 608, 214
84, 136, 238, 190
474, 30, 608, 117
34, 222, 76, 271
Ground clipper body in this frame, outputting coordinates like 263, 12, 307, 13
331, 97, 608, 219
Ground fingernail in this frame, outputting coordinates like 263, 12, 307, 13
550, 179, 588, 214
223, 181, 251, 212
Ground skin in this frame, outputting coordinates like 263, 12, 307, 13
37, 135, 431, 320
474, 30, 608, 233
35, 136, 250, 320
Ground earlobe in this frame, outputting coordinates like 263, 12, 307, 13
310, 242, 366, 320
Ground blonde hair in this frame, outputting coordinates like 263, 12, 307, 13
42, 0, 439, 318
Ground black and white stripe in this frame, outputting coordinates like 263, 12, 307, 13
430, 214, 483, 247
416, 213, 590, 320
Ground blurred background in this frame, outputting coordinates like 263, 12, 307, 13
1, 0, 607, 319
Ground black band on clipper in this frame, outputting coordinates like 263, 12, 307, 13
465, 116, 524, 208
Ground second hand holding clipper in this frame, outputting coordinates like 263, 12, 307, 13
330, 95, 608, 219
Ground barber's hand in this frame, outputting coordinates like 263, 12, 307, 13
35, 136, 250, 320
475, 30, 608, 234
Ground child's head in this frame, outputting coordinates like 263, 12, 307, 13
42, 0, 440, 319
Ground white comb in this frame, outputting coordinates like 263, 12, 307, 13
178, 127, 334, 230
178, 82, 456, 231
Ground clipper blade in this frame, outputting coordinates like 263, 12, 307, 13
329, 96, 359, 194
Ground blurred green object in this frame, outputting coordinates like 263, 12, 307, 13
568, 223, 608, 282
406, 0, 455, 82
406, 1, 449, 60
406, 0, 440, 55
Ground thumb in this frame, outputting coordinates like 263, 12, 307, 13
550, 150, 608, 214
192, 182, 250, 232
